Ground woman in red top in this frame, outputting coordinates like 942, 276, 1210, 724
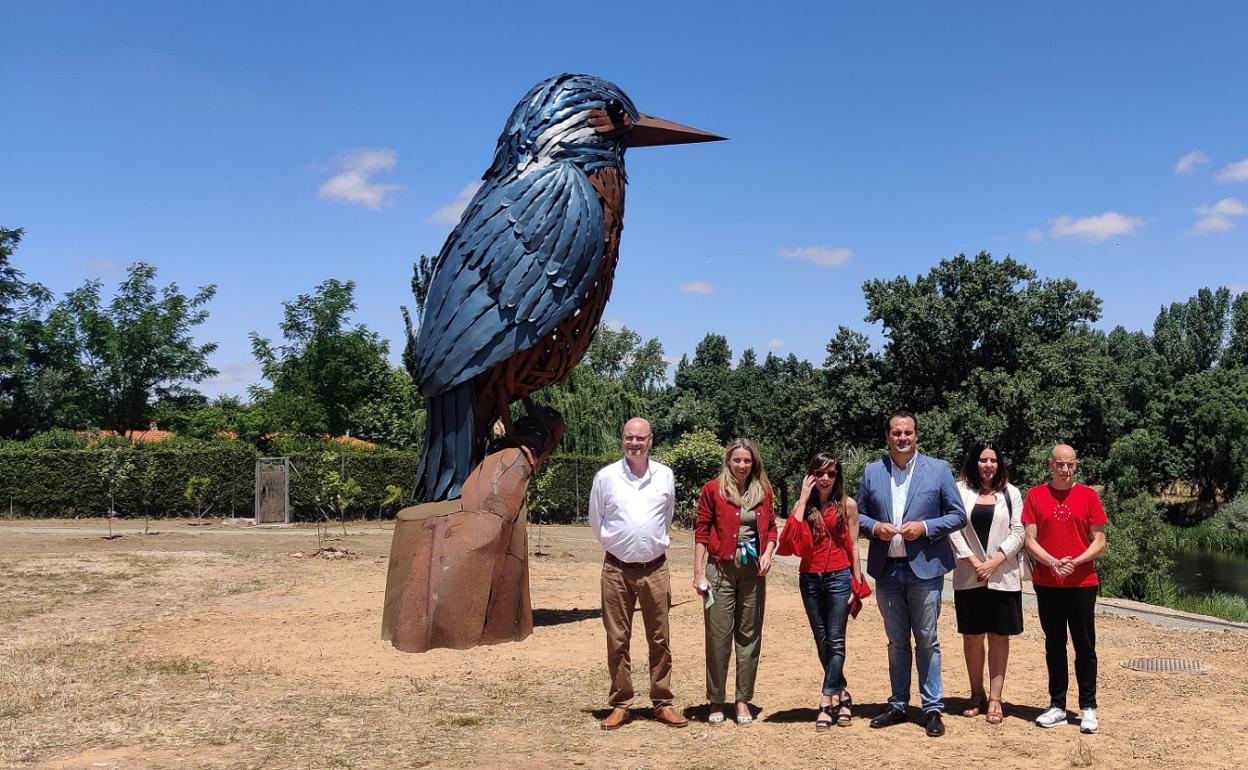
693, 438, 778, 726
777, 452, 865, 730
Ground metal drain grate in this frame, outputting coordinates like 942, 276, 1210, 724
1120, 657, 1209, 674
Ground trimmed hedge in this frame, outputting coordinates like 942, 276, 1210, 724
527, 438, 725, 526
286, 452, 421, 521
0, 443, 258, 518
0, 442, 421, 520
528, 453, 616, 524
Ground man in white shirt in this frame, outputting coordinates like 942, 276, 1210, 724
589, 416, 688, 730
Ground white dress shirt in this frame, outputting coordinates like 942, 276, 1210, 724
888, 458, 914, 557
589, 458, 675, 563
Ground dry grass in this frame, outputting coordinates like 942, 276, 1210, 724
2, 520, 1248, 770
0, 539, 532, 768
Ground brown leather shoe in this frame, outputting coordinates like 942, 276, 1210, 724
653, 705, 689, 728
600, 707, 630, 731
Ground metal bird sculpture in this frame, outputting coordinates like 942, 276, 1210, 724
414, 73, 723, 501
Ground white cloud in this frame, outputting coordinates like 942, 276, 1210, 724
1026, 228, 1045, 242
680, 281, 715, 295
602, 318, 625, 331
767, 339, 784, 349
662, 354, 681, 366
317, 148, 402, 209
1175, 150, 1210, 174
1216, 159, 1248, 182
83, 259, 121, 273
1229, 283, 1248, 295
1191, 197, 1248, 234
428, 180, 485, 225
779, 245, 852, 267
1048, 211, 1144, 242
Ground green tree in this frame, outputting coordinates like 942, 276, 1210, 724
98, 446, 137, 537
54, 263, 218, 432
347, 366, 425, 449
401, 254, 435, 380
314, 454, 362, 536
0, 227, 83, 436
184, 475, 214, 519
251, 279, 390, 437
1154, 368, 1248, 504
822, 326, 891, 448
1222, 290, 1248, 369
1152, 287, 1232, 378
862, 252, 1100, 413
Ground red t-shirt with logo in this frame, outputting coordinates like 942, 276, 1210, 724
1022, 483, 1107, 588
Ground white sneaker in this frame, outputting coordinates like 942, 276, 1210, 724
1035, 706, 1067, 728
1079, 708, 1099, 734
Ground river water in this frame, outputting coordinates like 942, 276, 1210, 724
1172, 548, 1248, 599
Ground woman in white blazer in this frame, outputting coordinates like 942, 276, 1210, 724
949, 440, 1025, 725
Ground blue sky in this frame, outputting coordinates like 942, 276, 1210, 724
4, 1, 1247, 398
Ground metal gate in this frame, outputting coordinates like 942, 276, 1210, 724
255, 457, 290, 524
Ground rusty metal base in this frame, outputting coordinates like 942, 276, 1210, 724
381, 447, 537, 653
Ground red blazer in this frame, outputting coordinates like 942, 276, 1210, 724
694, 479, 778, 561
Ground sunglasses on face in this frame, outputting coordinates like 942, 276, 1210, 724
812, 469, 837, 478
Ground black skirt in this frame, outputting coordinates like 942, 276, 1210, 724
954, 586, 1023, 636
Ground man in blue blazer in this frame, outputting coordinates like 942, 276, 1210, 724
857, 411, 967, 737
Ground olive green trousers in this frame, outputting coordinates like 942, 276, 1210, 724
703, 557, 766, 703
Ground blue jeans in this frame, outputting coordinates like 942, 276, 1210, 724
876, 559, 945, 713
799, 569, 852, 696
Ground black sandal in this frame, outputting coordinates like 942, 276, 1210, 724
815, 704, 834, 731
837, 692, 853, 726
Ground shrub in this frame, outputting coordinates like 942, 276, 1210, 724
1212, 492, 1248, 532
656, 430, 723, 526
528, 453, 616, 524
1099, 492, 1177, 604
25, 429, 90, 450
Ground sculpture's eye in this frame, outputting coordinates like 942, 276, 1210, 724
605, 98, 627, 124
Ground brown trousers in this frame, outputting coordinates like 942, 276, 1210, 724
601, 555, 674, 707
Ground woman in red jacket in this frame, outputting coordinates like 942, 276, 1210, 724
777, 452, 867, 730
693, 438, 778, 726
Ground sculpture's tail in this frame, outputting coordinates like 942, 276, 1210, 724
416, 381, 479, 502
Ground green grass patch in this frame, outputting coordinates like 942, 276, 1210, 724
1170, 591, 1248, 623
1172, 522, 1248, 554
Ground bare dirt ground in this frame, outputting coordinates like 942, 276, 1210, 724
2, 520, 1245, 770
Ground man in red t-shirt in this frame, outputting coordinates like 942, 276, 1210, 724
1022, 444, 1107, 735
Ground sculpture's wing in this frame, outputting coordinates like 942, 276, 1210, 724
415, 162, 605, 396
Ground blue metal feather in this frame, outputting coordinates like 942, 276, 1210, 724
415, 74, 636, 501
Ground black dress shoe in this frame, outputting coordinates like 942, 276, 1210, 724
870, 707, 907, 728
925, 711, 946, 737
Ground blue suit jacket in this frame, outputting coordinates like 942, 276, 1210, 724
856, 452, 968, 580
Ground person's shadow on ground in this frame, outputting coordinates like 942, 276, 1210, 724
532, 607, 601, 626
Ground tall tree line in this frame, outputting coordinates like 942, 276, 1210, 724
4, 225, 1247, 516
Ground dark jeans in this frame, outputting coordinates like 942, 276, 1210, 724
1035, 585, 1098, 710
799, 569, 851, 696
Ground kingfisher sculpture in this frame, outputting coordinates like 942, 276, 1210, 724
414, 73, 724, 501
384, 74, 722, 652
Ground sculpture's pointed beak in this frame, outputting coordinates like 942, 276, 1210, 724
626, 113, 726, 147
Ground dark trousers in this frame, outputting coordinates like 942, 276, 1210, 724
1035, 585, 1098, 710
799, 569, 852, 696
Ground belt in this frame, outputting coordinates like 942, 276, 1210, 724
605, 552, 666, 570
886, 557, 910, 565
